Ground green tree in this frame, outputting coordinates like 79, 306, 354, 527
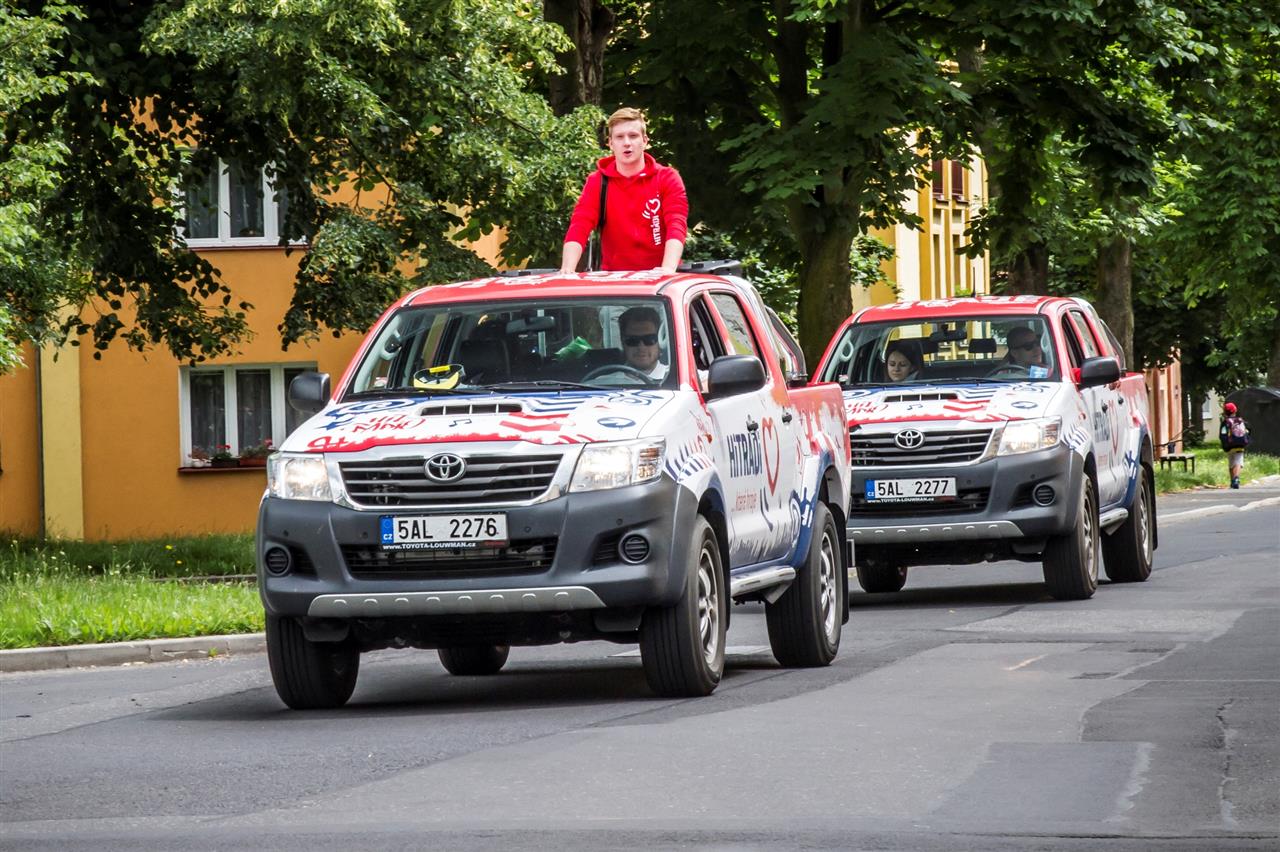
1160, 6, 1280, 388
0, 1, 92, 370
0, 0, 598, 369
606, 0, 966, 363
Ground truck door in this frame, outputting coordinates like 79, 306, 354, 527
1061, 312, 1121, 507
697, 291, 799, 565
1068, 309, 1128, 507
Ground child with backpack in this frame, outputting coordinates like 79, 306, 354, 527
1218, 402, 1251, 489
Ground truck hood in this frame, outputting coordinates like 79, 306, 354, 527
842, 382, 1065, 427
281, 390, 679, 454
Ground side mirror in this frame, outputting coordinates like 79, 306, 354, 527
1078, 356, 1121, 388
288, 371, 331, 415
706, 355, 766, 400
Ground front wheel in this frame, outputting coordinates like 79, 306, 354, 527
767, 502, 842, 667
1103, 464, 1155, 583
438, 645, 510, 676
639, 516, 726, 697
1043, 475, 1100, 600
266, 615, 360, 710
855, 564, 908, 594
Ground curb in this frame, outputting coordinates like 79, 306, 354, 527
0, 633, 266, 674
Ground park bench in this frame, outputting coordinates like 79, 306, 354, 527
1158, 439, 1196, 473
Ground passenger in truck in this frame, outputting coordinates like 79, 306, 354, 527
619, 306, 668, 381
884, 340, 923, 382
1005, 326, 1045, 368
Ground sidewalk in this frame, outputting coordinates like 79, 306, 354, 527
4, 476, 1277, 675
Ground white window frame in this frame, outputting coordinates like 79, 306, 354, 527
178, 159, 299, 248
178, 363, 316, 465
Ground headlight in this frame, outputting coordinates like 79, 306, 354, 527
570, 439, 666, 493
997, 417, 1061, 456
267, 453, 333, 501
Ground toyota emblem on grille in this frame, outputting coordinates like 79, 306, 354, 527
424, 453, 466, 483
894, 428, 925, 450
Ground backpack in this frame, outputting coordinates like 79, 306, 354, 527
1224, 415, 1250, 449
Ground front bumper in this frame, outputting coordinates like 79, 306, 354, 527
256, 475, 693, 619
846, 444, 1083, 544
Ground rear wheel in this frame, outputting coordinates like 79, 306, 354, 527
1043, 475, 1100, 600
1103, 464, 1155, 583
767, 502, 842, 667
639, 516, 726, 697
438, 645, 510, 676
266, 615, 359, 710
855, 564, 908, 594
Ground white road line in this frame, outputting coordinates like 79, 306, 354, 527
1162, 495, 1280, 523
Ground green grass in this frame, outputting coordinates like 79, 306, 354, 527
0, 534, 263, 650
1153, 443, 1279, 494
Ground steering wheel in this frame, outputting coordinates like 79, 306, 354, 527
986, 363, 1031, 379
582, 363, 658, 385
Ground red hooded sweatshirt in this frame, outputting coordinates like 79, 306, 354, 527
563, 153, 689, 271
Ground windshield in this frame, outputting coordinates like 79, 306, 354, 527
819, 315, 1060, 387
346, 297, 677, 396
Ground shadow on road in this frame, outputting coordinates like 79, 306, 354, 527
849, 579, 1056, 609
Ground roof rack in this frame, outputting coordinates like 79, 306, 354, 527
496, 259, 743, 278
497, 268, 558, 278
678, 259, 742, 276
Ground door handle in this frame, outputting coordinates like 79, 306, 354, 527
781, 410, 793, 424
746, 417, 759, 433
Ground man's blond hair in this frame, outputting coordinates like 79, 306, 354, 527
606, 107, 646, 137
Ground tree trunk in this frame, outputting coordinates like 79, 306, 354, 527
795, 217, 858, 369
1095, 235, 1134, 367
1005, 242, 1049, 295
1269, 306, 1280, 388
544, 0, 614, 115
1184, 384, 1207, 445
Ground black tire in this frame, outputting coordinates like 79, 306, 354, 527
266, 615, 359, 710
855, 564, 908, 594
767, 502, 842, 667
1103, 464, 1155, 583
438, 644, 510, 676
1043, 474, 1100, 600
639, 516, 726, 697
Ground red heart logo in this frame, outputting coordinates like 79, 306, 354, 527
762, 417, 781, 494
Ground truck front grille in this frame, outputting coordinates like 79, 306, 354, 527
849, 428, 993, 466
340, 538, 557, 579
339, 453, 562, 507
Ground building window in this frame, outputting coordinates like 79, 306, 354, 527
950, 159, 965, 201
180, 364, 315, 465
931, 159, 945, 201
179, 159, 294, 247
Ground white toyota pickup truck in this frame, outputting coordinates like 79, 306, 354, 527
814, 295, 1155, 601
258, 269, 850, 707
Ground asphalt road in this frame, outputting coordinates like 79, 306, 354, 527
2, 483, 1278, 851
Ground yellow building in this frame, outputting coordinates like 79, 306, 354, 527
863, 154, 990, 308
0, 156, 982, 542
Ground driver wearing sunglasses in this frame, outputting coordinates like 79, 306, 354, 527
1005, 326, 1045, 367
619, 306, 668, 380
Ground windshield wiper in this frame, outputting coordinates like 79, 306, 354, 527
344, 387, 489, 399
485, 380, 598, 391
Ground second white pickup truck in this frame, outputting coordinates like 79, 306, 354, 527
815, 295, 1155, 601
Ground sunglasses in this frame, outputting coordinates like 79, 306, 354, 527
1011, 341, 1040, 352
624, 333, 659, 347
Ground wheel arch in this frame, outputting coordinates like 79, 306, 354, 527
698, 489, 732, 630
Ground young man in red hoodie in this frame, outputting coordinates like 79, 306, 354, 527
559, 107, 689, 273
